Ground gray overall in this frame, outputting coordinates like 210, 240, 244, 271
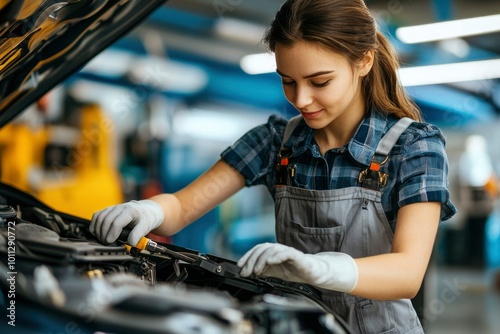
275, 117, 424, 334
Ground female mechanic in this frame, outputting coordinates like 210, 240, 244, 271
90, 0, 457, 332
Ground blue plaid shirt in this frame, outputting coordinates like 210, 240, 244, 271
221, 108, 457, 232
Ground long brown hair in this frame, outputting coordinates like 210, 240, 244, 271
264, 0, 422, 121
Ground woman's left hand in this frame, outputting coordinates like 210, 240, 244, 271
237, 242, 358, 293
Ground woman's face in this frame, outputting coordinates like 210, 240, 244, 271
274, 41, 372, 130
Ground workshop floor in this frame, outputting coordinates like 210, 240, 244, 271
424, 265, 500, 334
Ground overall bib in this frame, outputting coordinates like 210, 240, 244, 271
274, 117, 424, 334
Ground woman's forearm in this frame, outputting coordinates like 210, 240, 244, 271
150, 160, 245, 236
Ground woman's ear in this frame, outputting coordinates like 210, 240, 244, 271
358, 50, 374, 77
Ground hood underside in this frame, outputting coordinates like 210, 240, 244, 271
0, 0, 167, 128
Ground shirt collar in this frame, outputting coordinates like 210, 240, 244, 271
285, 108, 389, 166
348, 108, 389, 166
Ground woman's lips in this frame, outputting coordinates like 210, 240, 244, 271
301, 110, 323, 119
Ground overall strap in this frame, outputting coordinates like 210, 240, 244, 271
359, 117, 414, 190
276, 115, 302, 186
280, 115, 302, 152
375, 117, 414, 156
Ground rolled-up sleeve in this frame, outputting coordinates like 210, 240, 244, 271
397, 124, 457, 221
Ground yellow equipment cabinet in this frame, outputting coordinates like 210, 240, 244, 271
0, 103, 124, 219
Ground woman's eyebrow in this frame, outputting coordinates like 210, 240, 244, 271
276, 69, 334, 78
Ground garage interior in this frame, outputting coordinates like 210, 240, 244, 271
1, 0, 500, 333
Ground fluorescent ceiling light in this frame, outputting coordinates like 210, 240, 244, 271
82, 50, 208, 94
396, 14, 500, 44
128, 56, 208, 94
240, 53, 276, 75
82, 49, 134, 77
398, 59, 500, 86
173, 108, 269, 142
240, 53, 500, 86
215, 18, 267, 45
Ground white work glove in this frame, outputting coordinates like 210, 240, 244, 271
90, 200, 164, 246
237, 243, 358, 293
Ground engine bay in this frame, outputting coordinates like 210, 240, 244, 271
0, 183, 350, 334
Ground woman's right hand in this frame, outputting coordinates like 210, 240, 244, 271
89, 199, 164, 246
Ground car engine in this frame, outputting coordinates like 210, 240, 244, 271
0, 183, 350, 334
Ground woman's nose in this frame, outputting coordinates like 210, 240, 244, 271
292, 85, 313, 109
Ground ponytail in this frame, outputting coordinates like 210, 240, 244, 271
365, 32, 422, 121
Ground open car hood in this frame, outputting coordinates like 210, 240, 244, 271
0, 0, 167, 128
